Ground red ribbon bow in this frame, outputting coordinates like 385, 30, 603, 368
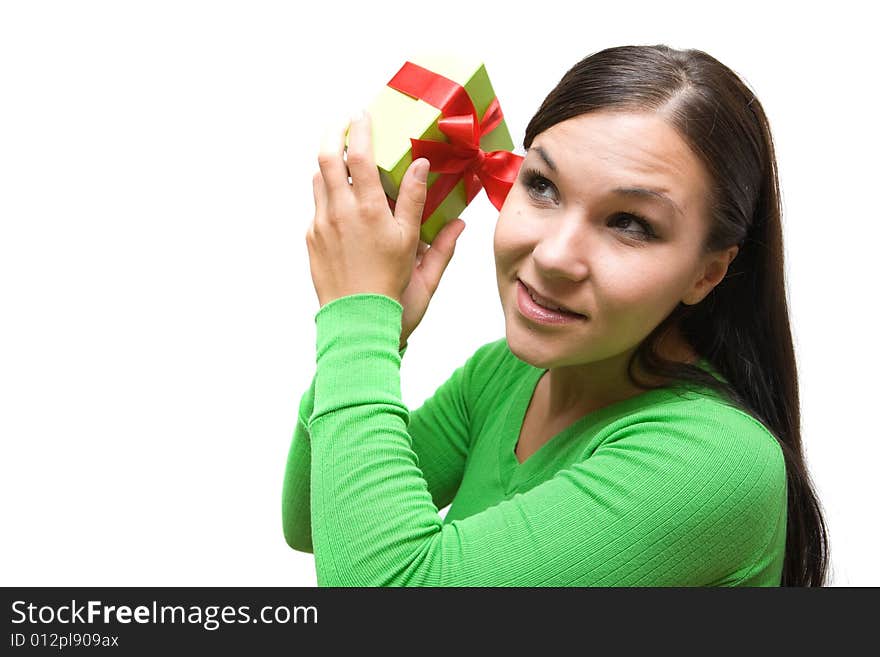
385, 60, 524, 224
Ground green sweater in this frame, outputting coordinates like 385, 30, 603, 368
282, 293, 787, 586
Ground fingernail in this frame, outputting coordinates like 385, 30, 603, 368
414, 159, 429, 182
351, 108, 366, 123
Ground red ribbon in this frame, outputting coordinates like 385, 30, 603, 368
385, 60, 524, 224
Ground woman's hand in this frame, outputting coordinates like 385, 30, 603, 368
307, 109, 429, 308
307, 109, 466, 346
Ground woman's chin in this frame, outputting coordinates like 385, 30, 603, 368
504, 327, 560, 368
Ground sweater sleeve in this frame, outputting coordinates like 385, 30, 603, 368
280, 380, 315, 552
307, 293, 787, 587
282, 311, 472, 553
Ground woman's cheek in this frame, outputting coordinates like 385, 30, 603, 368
494, 214, 530, 261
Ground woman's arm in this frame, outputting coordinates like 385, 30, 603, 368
282, 338, 474, 554
280, 376, 319, 553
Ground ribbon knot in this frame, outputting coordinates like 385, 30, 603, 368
386, 61, 524, 225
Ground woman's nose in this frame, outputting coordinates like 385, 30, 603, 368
531, 217, 591, 279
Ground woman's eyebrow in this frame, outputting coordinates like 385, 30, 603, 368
614, 187, 683, 218
527, 145, 683, 218
530, 145, 558, 172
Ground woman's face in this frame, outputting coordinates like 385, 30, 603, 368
494, 110, 721, 370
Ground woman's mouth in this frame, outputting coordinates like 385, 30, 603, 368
516, 279, 587, 325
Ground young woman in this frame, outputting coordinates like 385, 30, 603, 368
283, 45, 830, 586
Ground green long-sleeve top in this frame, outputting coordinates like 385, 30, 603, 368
282, 293, 787, 586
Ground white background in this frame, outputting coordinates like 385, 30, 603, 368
1, 0, 876, 586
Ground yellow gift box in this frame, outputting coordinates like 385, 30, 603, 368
345, 54, 523, 244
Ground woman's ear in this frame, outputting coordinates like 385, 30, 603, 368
682, 245, 739, 306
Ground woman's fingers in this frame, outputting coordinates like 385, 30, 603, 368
307, 171, 326, 242
392, 158, 429, 231
317, 110, 390, 220
317, 116, 353, 200
312, 170, 327, 211
345, 111, 386, 206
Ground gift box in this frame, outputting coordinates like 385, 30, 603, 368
345, 54, 524, 244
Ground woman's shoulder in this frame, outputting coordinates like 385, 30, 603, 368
591, 390, 788, 587
603, 384, 787, 497
630, 367, 780, 444
664, 392, 781, 452
597, 389, 787, 525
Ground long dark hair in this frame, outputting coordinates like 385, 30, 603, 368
523, 45, 829, 586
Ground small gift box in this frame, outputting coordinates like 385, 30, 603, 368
345, 54, 524, 244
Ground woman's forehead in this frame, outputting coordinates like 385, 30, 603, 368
541, 113, 696, 166
531, 112, 709, 203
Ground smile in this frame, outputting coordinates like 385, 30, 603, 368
516, 279, 587, 325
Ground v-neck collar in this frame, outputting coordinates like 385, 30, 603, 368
498, 357, 719, 493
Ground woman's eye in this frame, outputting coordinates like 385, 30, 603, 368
522, 169, 557, 202
610, 214, 656, 241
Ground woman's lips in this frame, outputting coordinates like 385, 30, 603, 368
517, 278, 586, 317
516, 279, 587, 324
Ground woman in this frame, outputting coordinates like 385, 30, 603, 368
283, 45, 830, 586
